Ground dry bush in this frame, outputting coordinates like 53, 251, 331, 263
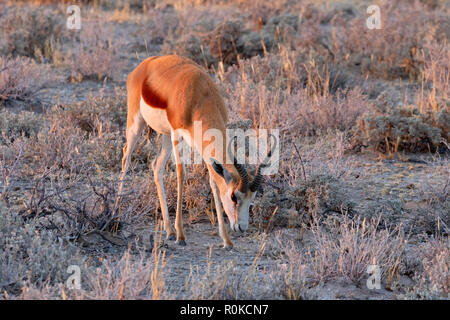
203, 20, 245, 66
0, 139, 25, 206
294, 87, 371, 136
253, 133, 356, 231
16, 167, 155, 244
0, 109, 43, 143
160, 5, 237, 67
1, 193, 167, 299
68, 22, 123, 81
269, 250, 307, 299
270, 214, 406, 296
280, 132, 356, 187
412, 239, 449, 298
334, 1, 447, 80
78, 248, 168, 300
416, 41, 449, 145
2, 94, 129, 174
164, 2, 242, 37
0, 57, 54, 106
0, 202, 85, 297
409, 168, 449, 236
11, 248, 168, 300
218, 52, 303, 129
202, 19, 275, 66
186, 243, 278, 299
162, 33, 216, 68
187, 260, 254, 299
25, 118, 88, 173
351, 40, 449, 154
47, 94, 128, 171
306, 215, 404, 285
160, 2, 348, 70
138, 6, 180, 45
161, 5, 289, 68
218, 51, 364, 134
0, 4, 64, 60
418, 41, 449, 111
353, 105, 447, 153
252, 173, 354, 232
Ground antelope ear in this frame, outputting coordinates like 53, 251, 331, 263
210, 158, 233, 184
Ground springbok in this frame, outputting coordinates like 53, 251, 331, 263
119, 55, 274, 248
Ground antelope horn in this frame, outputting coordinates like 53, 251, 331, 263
228, 136, 249, 192
250, 134, 277, 192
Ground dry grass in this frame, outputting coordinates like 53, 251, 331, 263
0, 57, 54, 106
0, 0, 449, 300
411, 238, 449, 298
306, 214, 405, 284
334, 1, 448, 80
0, 4, 64, 60
68, 22, 124, 82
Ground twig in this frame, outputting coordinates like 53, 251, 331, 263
265, 179, 283, 190
292, 141, 307, 182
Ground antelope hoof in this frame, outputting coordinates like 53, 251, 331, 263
176, 239, 186, 246
167, 234, 176, 241
223, 243, 233, 251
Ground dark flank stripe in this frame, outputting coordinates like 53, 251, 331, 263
141, 77, 168, 109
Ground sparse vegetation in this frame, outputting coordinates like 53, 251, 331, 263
68, 22, 124, 81
0, 57, 54, 106
0, 4, 64, 60
0, 0, 448, 300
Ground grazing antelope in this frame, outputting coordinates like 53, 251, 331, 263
119, 55, 274, 248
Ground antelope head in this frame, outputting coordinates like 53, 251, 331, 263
210, 135, 277, 233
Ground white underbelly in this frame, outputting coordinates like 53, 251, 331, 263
139, 97, 172, 135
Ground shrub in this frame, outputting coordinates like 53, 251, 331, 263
186, 249, 277, 299
163, 13, 275, 68
252, 173, 354, 231
0, 4, 64, 59
408, 169, 449, 236
19, 94, 130, 172
0, 139, 25, 206
333, 1, 444, 80
80, 249, 167, 300
0, 109, 43, 143
139, 6, 180, 45
412, 239, 449, 298
203, 20, 275, 66
307, 215, 404, 284
203, 20, 245, 66
218, 52, 366, 133
68, 22, 123, 81
0, 57, 54, 106
162, 33, 216, 68
0, 202, 84, 296
353, 106, 447, 153
294, 87, 371, 136
417, 41, 449, 117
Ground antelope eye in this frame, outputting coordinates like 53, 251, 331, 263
231, 193, 237, 203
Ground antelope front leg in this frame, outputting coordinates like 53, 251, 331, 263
171, 135, 186, 246
209, 175, 233, 249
